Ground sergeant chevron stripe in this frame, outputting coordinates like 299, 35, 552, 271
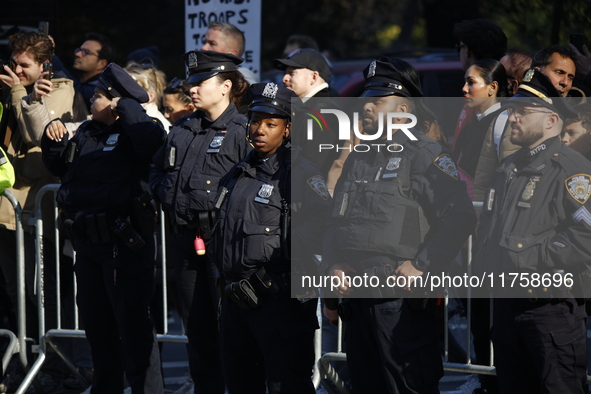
572, 206, 591, 227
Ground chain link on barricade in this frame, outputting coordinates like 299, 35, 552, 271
14, 184, 324, 393
0, 190, 28, 374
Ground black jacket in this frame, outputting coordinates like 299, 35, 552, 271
474, 136, 591, 297
210, 146, 331, 283
323, 129, 476, 274
150, 103, 251, 226
41, 98, 165, 217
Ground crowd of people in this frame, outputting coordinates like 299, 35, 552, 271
1, 16, 591, 394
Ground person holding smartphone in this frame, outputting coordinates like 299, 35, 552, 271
0, 31, 90, 392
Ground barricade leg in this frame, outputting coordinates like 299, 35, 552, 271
0, 329, 18, 375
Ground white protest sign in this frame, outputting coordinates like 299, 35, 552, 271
185, 0, 261, 77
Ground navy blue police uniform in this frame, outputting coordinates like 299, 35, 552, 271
209, 83, 330, 393
149, 51, 251, 394
323, 58, 475, 393
41, 63, 166, 394
473, 69, 591, 394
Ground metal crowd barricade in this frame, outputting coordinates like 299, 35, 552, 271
0, 190, 27, 374
15, 184, 325, 393
16, 184, 191, 394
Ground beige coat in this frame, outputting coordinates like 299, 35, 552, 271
0, 77, 78, 232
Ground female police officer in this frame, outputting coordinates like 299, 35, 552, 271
41, 63, 165, 393
208, 82, 330, 393
149, 51, 251, 393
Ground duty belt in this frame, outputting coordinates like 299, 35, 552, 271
224, 267, 290, 310
172, 210, 213, 239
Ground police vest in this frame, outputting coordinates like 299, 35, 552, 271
331, 139, 430, 261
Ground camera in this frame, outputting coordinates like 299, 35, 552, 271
570, 33, 585, 53
42, 62, 53, 80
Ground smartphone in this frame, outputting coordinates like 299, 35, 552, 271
38, 21, 49, 36
0, 60, 8, 75
42, 62, 53, 80
570, 33, 585, 53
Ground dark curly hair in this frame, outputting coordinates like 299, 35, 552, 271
8, 32, 54, 63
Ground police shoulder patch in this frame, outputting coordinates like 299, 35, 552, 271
307, 175, 329, 200
434, 154, 458, 179
565, 174, 591, 204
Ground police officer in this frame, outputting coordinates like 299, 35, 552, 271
473, 69, 591, 393
149, 51, 251, 393
41, 63, 165, 393
322, 57, 476, 393
209, 82, 330, 393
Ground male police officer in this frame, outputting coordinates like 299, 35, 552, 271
323, 57, 475, 393
473, 69, 591, 393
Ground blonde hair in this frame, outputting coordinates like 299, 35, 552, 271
125, 62, 167, 109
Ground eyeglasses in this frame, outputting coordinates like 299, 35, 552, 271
74, 48, 99, 57
455, 43, 467, 53
507, 106, 553, 118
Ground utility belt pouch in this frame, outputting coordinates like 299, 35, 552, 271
250, 267, 284, 298
197, 211, 213, 240
65, 142, 77, 163
112, 216, 145, 252
225, 279, 259, 310
164, 145, 176, 169
85, 213, 113, 244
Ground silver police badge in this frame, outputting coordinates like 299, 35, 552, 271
187, 52, 198, 68
262, 83, 278, 99
566, 174, 591, 204
255, 184, 274, 204
103, 133, 119, 151
367, 60, 377, 78
434, 154, 458, 179
209, 136, 224, 149
307, 176, 329, 200
258, 184, 274, 198
106, 133, 119, 145
386, 157, 401, 171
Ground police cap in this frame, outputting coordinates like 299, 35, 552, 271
91, 63, 149, 103
247, 82, 298, 119
273, 48, 331, 82
507, 68, 576, 119
361, 57, 423, 98
183, 50, 243, 85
